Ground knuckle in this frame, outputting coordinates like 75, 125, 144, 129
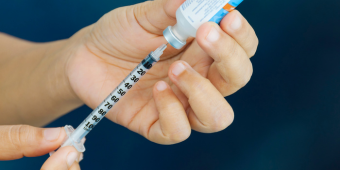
189, 78, 214, 100
160, 102, 178, 112
243, 24, 252, 40
233, 62, 253, 89
190, 78, 211, 94
212, 121, 230, 132
216, 54, 253, 95
236, 22, 258, 58
235, 77, 248, 89
164, 128, 191, 144
198, 103, 235, 133
237, 75, 251, 89
226, 39, 239, 57
8, 125, 33, 149
215, 77, 232, 97
248, 35, 259, 57
243, 63, 254, 86
205, 112, 234, 132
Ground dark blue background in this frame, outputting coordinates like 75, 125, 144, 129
1, 0, 340, 169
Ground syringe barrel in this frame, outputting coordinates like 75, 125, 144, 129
70, 53, 159, 143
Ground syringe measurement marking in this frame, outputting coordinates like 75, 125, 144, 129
59, 45, 166, 150
80, 58, 153, 132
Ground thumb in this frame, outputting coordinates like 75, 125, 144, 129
0, 125, 66, 160
133, 0, 185, 35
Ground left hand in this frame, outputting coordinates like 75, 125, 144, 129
58, 0, 258, 144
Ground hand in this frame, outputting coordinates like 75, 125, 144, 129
0, 125, 82, 170
61, 0, 258, 144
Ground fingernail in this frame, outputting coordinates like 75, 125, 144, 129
44, 128, 61, 141
206, 26, 220, 42
67, 152, 78, 167
79, 153, 84, 162
172, 62, 186, 76
230, 13, 241, 30
156, 81, 167, 91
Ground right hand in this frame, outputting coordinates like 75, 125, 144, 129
0, 125, 82, 170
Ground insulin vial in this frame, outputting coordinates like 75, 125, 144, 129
163, 0, 243, 49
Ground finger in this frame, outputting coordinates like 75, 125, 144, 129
169, 61, 234, 133
196, 22, 253, 96
134, 0, 186, 35
41, 146, 81, 170
220, 10, 259, 57
69, 162, 81, 170
0, 125, 66, 160
148, 81, 191, 144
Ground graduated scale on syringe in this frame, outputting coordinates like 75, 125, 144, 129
54, 0, 243, 153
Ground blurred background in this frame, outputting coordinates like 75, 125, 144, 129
1, 0, 340, 169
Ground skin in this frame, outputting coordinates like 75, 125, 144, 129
0, 125, 82, 169
0, 0, 258, 169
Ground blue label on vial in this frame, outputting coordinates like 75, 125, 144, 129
229, 0, 244, 7
208, 0, 243, 24
209, 8, 229, 24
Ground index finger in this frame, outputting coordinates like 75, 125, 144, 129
0, 125, 66, 160
220, 10, 259, 57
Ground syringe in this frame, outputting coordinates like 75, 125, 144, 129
60, 44, 168, 152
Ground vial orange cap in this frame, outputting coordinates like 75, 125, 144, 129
223, 4, 236, 12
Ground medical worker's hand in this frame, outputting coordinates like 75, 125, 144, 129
59, 0, 258, 144
0, 125, 82, 170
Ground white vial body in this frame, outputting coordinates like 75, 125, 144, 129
172, 9, 197, 41
164, 0, 233, 49
178, 0, 231, 37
